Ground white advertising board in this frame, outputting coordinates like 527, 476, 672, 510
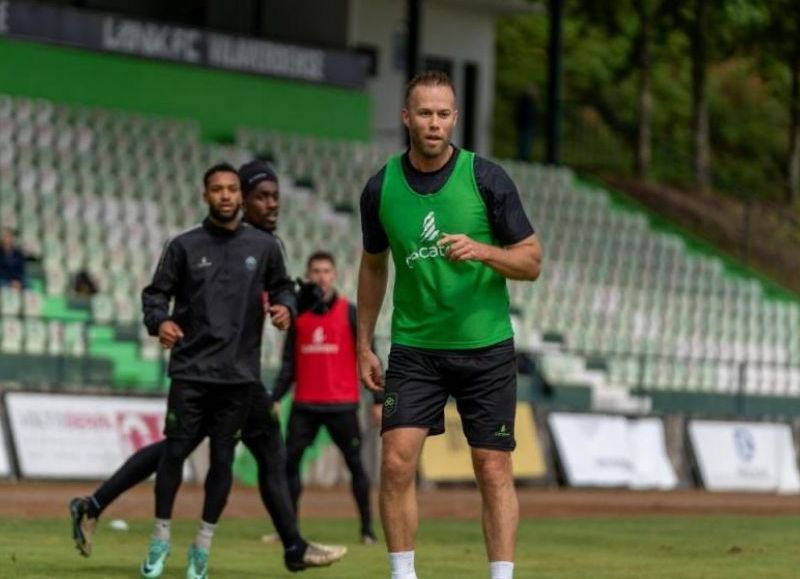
689, 420, 800, 493
629, 417, 679, 490
548, 413, 678, 489
6, 392, 166, 479
0, 414, 11, 477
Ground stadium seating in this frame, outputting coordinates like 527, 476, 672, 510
236, 128, 800, 406
1, 93, 799, 410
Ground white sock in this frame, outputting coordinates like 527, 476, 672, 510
489, 561, 514, 579
389, 551, 417, 579
153, 518, 171, 541
194, 520, 217, 551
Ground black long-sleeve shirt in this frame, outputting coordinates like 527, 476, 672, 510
142, 218, 296, 385
272, 292, 383, 411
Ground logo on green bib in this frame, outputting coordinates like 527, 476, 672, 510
420, 211, 440, 242
405, 211, 447, 269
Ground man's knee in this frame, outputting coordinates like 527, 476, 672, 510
284, 443, 305, 476
285, 438, 309, 466
244, 434, 286, 473
164, 438, 196, 463
381, 428, 426, 485
340, 442, 365, 470
381, 444, 417, 488
208, 439, 237, 470
472, 450, 513, 491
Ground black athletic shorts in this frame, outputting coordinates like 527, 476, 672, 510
241, 383, 281, 440
164, 380, 252, 442
286, 406, 363, 459
381, 338, 517, 451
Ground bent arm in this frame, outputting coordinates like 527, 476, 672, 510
482, 234, 542, 281
142, 240, 181, 336
356, 250, 389, 354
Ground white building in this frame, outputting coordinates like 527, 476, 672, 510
349, 0, 536, 154
40, 0, 536, 153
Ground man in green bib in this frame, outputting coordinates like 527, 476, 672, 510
357, 71, 542, 579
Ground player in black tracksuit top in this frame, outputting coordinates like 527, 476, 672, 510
69, 161, 345, 573
139, 162, 297, 578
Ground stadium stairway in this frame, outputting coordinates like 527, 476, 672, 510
87, 325, 163, 390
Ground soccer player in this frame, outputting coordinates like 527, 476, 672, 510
357, 71, 542, 579
69, 161, 345, 573
272, 250, 382, 545
139, 161, 296, 578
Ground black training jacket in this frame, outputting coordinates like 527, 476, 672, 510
142, 218, 296, 385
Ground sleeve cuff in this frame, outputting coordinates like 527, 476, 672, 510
145, 313, 169, 336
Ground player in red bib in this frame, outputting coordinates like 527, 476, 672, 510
272, 251, 382, 545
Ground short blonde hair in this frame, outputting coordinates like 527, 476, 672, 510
405, 70, 456, 106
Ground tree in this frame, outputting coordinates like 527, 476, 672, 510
633, 0, 655, 179
662, 0, 744, 192
690, 0, 711, 191
788, 16, 800, 203
727, 0, 800, 202
571, 0, 662, 178
764, 1, 800, 202
493, 0, 796, 204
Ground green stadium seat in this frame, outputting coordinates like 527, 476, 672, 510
91, 294, 114, 324
0, 93, 797, 398
23, 289, 43, 317
63, 321, 86, 356
1, 317, 23, 353
0, 287, 22, 316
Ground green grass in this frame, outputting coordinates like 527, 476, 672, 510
1, 516, 798, 578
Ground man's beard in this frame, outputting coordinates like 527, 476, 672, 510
411, 131, 448, 158
248, 213, 276, 232
209, 205, 239, 223
263, 210, 278, 231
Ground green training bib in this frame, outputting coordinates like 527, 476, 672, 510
379, 150, 513, 349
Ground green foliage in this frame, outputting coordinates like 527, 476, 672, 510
494, 14, 549, 161
708, 59, 787, 196
493, 0, 797, 201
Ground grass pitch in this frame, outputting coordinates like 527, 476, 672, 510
0, 516, 797, 578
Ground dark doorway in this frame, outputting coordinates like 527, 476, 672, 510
462, 62, 478, 151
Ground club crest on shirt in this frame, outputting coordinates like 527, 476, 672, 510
383, 393, 399, 418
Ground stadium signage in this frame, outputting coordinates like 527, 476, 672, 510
0, 1, 367, 89
5, 392, 167, 479
688, 420, 800, 493
207, 34, 325, 82
548, 413, 678, 489
102, 17, 202, 63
